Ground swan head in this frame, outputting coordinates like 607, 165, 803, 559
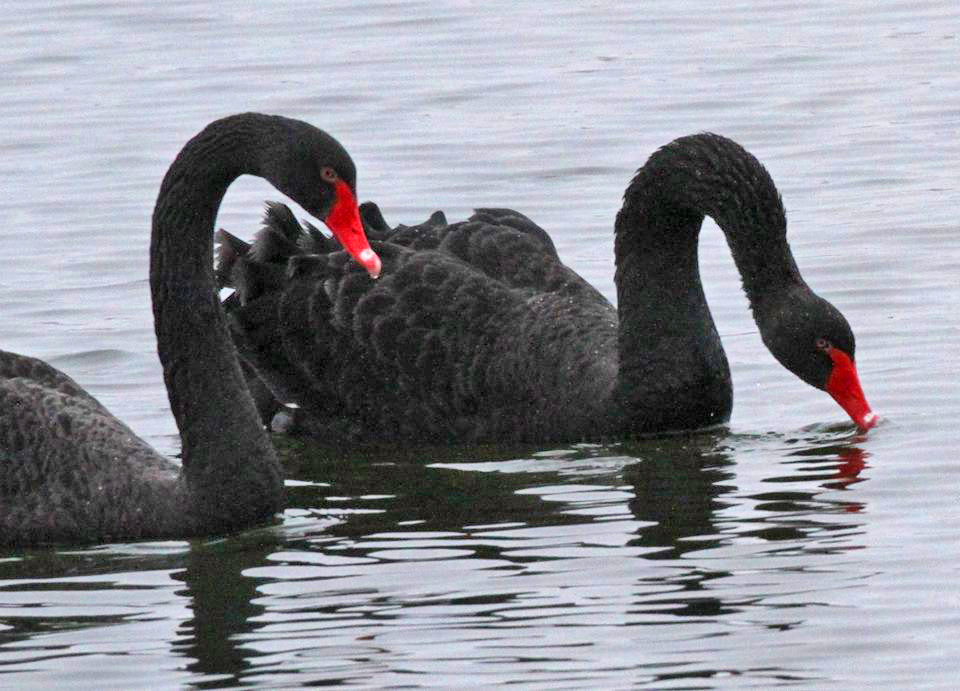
257, 118, 382, 279
756, 288, 877, 431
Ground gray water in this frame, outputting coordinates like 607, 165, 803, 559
1, 1, 959, 687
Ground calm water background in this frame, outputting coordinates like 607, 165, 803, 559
1, 1, 958, 687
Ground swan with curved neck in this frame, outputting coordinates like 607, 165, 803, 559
611, 134, 875, 433
0, 113, 380, 546
220, 132, 874, 443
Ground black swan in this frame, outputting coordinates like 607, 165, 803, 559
0, 113, 380, 546
218, 133, 875, 444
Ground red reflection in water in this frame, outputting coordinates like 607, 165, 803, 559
827, 447, 869, 512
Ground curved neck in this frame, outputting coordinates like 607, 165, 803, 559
150, 113, 283, 526
612, 134, 802, 432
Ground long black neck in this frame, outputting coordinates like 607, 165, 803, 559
612, 133, 803, 433
150, 113, 284, 529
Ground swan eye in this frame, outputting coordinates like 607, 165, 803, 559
815, 338, 832, 351
321, 167, 338, 183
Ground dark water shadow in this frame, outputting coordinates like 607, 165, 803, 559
616, 433, 870, 686
171, 534, 283, 688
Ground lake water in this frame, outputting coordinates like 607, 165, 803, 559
1, 0, 959, 687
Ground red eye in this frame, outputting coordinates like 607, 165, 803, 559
816, 338, 831, 351
321, 167, 338, 183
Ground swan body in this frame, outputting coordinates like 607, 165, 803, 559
0, 113, 379, 546
219, 134, 875, 445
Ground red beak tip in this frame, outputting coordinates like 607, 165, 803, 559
360, 248, 382, 279
857, 411, 879, 431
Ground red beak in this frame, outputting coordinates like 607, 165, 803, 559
825, 347, 877, 431
324, 179, 382, 279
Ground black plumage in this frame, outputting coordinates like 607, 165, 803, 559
219, 133, 874, 445
0, 113, 379, 545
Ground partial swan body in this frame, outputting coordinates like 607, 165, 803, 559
0, 113, 380, 546
218, 133, 875, 445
